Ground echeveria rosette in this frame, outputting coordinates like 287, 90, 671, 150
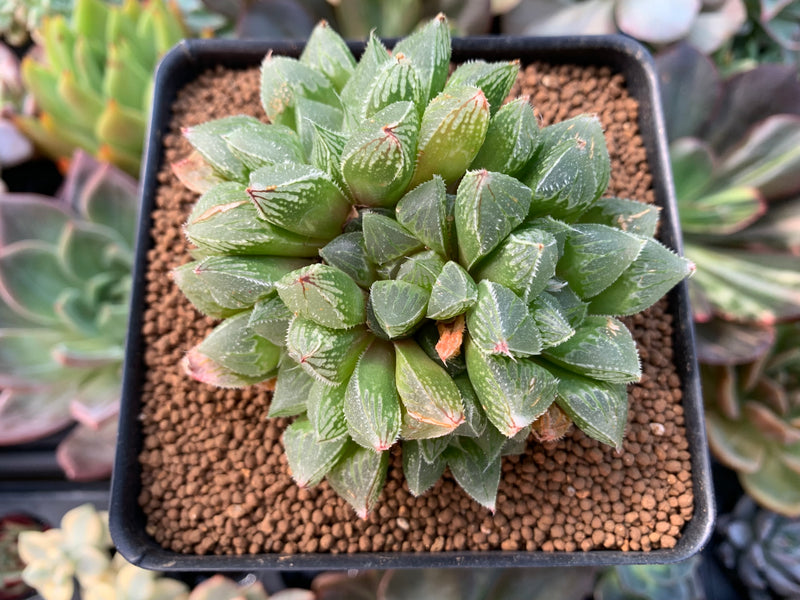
0, 151, 137, 481
173, 15, 693, 517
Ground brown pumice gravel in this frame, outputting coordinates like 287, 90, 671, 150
137, 62, 693, 556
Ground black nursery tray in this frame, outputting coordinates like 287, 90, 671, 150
111, 35, 714, 571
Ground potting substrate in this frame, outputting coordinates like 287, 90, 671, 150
133, 59, 697, 558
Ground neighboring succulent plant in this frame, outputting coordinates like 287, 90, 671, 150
501, 0, 746, 54
594, 559, 705, 600
1, 513, 46, 600
0, 0, 71, 45
703, 322, 800, 516
13, 0, 186, 176
18, 504, 190, 600
189, 574, 313, 600
0, 151, 137, 480
0, 42, 34, 178
173, 15, 693, 517
718, 496, 800, 599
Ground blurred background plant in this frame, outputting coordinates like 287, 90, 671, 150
0, 151, 137, 481
0, 0, 72, 45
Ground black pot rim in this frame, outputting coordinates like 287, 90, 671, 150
111, 34, 715, 571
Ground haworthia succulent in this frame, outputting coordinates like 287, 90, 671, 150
473, 226, 558, 303
445, 60, 519, 116
307, 379, 348, 442
222, 122, 305, 172
295, 95, 345, 158
471, 97, 539, 176
340, 33, 392, 127
427, 261, 478, 320
285, 317, 371, 385
319, 232, 377, 289
341, 101, 420, 207
453, 374, 488, 438
365, 54, 423, 118
466, 280, 542, 358
362, 212, 424, 265
344, 340, 401, 451
284, 418, 348, 488
268, 355, 315, 418
465, 339, 558, 437
543, 316, 641, 383
391, 13, 451, 104
455, 169, 532, 269
544, 286, 588, 328
557, 223, 645, 299
276, 263, 366, 330
299, 20, 356, 92
402, 440, 446, 497
183, 115, 262, 182
260, 54, 338, 129
394, 339, 465, 435
309, 123, 347, 187
445, 437, 502, 511
173, 256, 308, 319
410, 86, 490, 188
395, 250, 445, 291
247, 163, 350, 239
529, 293, 575, 348
395, 176, 454, 259
370, 280, 429, 338
248, 294, 292, 346
327, 442, 390, 519
577, 196, 661, 238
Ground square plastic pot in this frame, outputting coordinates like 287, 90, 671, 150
111, 34, 714, 571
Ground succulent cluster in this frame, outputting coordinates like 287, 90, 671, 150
1, 513, 46, 600
718, 496, 800, 600
0, 151, 137, 480
174, 15, 693, 516
0, 0, 71, 45
14, 0, 185, 176
594, 559, 705, 600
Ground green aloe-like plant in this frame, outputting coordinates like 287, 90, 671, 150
173, 15, 693, 517
14, 0, 186, 176
0, 151, 137, 480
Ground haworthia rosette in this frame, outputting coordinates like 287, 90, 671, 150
466, 280, 541, 358
284, 418, 348, 488
285, 317, 370, 385
327, 442, 390, 519
307, 379, 348, 442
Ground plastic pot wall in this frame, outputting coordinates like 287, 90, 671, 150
110, 35, 714, 570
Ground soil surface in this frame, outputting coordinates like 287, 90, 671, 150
138, 62, 694, 555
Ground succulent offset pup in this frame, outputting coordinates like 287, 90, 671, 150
173, 15, 693, 517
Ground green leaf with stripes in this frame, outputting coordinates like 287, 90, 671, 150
284, 418, 348, 488
466, 280, 541, 358
327, 442, 390, 519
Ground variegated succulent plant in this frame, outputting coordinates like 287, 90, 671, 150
0, 151, 137, 480
173, 15, 693, 517
13, 0, 186, 176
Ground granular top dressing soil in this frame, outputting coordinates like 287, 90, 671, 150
138, 62, 694, 556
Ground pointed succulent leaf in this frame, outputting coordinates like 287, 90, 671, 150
396, 250, 445, 291
171, 152, 225, 195
185, 183, 326, 257
309, 123, 347, 187
365, 54, 423, 118
269, 355, 315, 417
474, 226, 558, 303
523, 216, 575, 255
191, 311, 280, 379
445, 60, 519, 116
247, 163, 350, 239
410, 86, 490, 188
465, 339, 558, 437
260, 54, 338, 129
529, 293, 575, 349
286, 317, 370, 385
392, 13, 451, 104
452, 374, 488, 438
578, 196, 661, 238
0, 329, 70, 385
344, 340, 401, 451
426, 261, 478, 320
589, 238, 694, 317
300, 20, 356, 92
340, 33, 392, 126
296, 95, 345, 159
319, 232, 377, 289
174, 256, 308, 319
546, 286, 588, 328
679, 186, 765, 236
544, 315, 641, 383
276, 264, 366, 330
0, 194, 70, 246
248, 295, 292, 346
553, 366, 628, 449
307, 380, 348, 442
57, 221, 121, 282
341, 101, 419, 207
362, 212, 424, 264
670, 137, 715, 203
445, 438, 502, 512
395, 176, 453, 258
455, 169, 532, 269
402, 440, 446, 497
284, 418, 348, 488
467, 281, 542, 358
523, 115, 610, 221
327, 442, 389, 519
0, 241, 75, 325
557, 223, 645, 298
365, 294, 391, 340
183, 115, 261, 182
417, 435, 451, 464
222, 122, 305, 171
76, 161, 139, 247
471, 97, 539, 176
370, 280, 428, 338
394, 338, 465, 433
182, 347, 275, 389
